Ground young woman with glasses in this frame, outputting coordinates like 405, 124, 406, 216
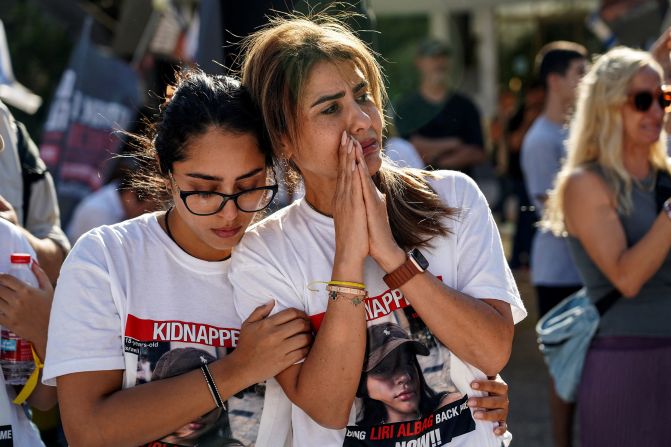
42, 70, 312, 446
544, 47, 671, 446
230, 15, 525, 447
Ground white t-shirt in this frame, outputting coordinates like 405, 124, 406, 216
44, 213, 252, 446
66, 182, 125, 243
0, 219, 45, 447
384, 137, 425, 169
231, 171, 526, 447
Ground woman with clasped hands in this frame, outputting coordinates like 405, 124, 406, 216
230, 14, 525, 447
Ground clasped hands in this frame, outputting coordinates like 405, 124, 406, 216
332, 131, 405, 272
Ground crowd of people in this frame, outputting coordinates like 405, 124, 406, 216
0, 9, 670, 447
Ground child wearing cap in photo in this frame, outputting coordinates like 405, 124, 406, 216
151, 348, 242, 447
356, 322, 463, 426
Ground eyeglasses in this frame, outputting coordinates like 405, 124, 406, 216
627, 86, 671, 113
168, 172, 279, 215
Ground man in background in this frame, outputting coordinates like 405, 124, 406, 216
394, 39, 485, 176
521, 41, 587, 447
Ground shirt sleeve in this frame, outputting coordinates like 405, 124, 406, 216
450, 174, 526, 324
43, 231, 124, 385
25, 172, 71, 251
230, 233, 306, 323
520, 129, 563, 216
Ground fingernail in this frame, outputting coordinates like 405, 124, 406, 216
348, 140, 353, 154
467, 398, 476, 406
341, 131, 347, 146
352, 159, 356, 171
473, 411, 483, 420
471, 382, 480, 389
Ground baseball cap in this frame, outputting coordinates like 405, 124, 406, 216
416, 39, 451, 57
152, 347, 216, 381
363, 322, 430, 372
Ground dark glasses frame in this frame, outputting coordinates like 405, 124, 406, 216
626, 86, 671, 113
168, 171, 279, 216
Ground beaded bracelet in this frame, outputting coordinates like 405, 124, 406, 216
326, 284, 367, 306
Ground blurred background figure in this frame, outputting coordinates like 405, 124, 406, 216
521, 41, 587, 447
393, 38, 486, 177
0, 99, 69, 283
66, 157, 160, 243
502, 82, 546, 270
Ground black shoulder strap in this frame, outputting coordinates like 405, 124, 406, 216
594, 288, 621, 316
655, 169, 671, 212
15, 120, 47, 224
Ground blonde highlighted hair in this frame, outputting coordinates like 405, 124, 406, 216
241, 14, 456, 248
544, 46, 671, 235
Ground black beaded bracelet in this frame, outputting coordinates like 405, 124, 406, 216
201, 363, 225, 410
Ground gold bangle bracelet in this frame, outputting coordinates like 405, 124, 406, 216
328, 280, 366, 289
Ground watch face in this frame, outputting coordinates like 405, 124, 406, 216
409, 248, 429, 271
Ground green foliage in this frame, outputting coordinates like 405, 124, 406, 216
498, 11, 602, 95
376, 15, 428, 105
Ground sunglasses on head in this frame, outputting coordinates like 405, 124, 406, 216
627, 86, 671, 113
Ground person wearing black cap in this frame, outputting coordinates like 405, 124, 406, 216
394, 38, 486, 177
357, 322, 463, 426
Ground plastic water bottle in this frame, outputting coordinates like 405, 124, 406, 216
0, 253, 37, 385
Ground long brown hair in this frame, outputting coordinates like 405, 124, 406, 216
241, 14, 457, 249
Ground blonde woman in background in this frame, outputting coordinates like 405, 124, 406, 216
545, 47, 671, 445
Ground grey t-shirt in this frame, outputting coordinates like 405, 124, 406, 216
521, 116, 581, 286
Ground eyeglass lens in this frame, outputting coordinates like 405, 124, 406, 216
186, 188, 274, 214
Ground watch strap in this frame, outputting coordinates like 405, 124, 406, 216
383, 256, 421, 290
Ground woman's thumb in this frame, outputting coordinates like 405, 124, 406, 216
245, 299, 275, 324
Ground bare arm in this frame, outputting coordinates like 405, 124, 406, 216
409, 135, 485, 170
274, 134, 369, 429
357, 153, 514, 376
432, 144, 487, 170
275, 294, 366, 429
650, 26, 671, 82
57, 304, 311, 446
380, 249, 513, 376
564, 170, 671, 298
15, 230, 65, 283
